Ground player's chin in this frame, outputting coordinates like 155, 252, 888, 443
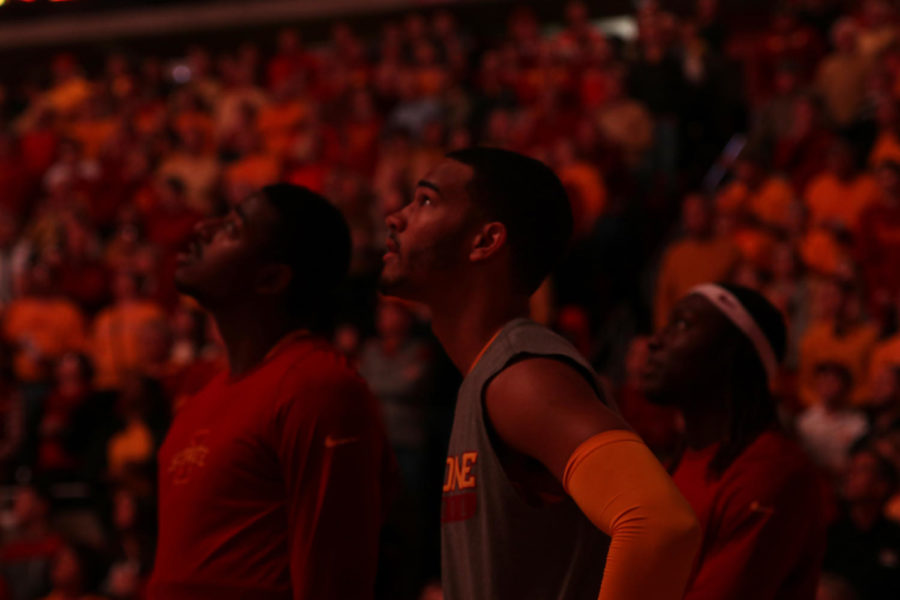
377, 271, 414, 300
637, 371, 669, 404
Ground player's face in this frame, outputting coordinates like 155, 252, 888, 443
380, 159, 480, 302
175, 193, 279, 309
640, 294, 733, 406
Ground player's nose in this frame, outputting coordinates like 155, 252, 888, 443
385, 207, 407, 233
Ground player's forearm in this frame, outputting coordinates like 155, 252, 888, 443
562, 430, 702, 600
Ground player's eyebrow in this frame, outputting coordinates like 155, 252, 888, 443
417, 180, 442, 196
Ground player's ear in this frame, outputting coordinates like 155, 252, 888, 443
255, 263, 293, 296
469, 222, 507, 263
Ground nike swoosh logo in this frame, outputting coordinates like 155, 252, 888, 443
325, 435, 360, 448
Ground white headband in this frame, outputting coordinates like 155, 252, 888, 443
689, 284, 779, 385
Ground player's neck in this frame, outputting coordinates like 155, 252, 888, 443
213, 304, 302, 377
430, 287, 529, 374
680, 398, 731, 451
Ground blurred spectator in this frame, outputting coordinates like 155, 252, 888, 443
654, 193, 739, 329
774, 94, 834, 192
797, 362, 869, 474
42, 541, 107, 600
865, 366, 900, 435
595, 68, 654, 169
0, 135, 33, 220
799, 277, 879, 406
3, 261, 86, 384
762, 241, 810, 371
359, 299, 431, 491
56, 214, 110, 316
552, 138, 607, 238
750, 61, 803, 154
89, 270, 166, 391
856, 0, 897, 69
804, 138, 879, 236
36, 353, 94, 478
106, 376, 165, 483
157, 126, 221, 216
823, 446, 900, 599
0, 482, 63, 600
101, 488, 155, 600
816, 18, 867, 129
858, 161, 900, 317
869, 100, 900, 168
0, 208, 30, 312
0, 345, 24, 482
717, 149, 797, 232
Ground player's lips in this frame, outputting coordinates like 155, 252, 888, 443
383, 236, 400, 261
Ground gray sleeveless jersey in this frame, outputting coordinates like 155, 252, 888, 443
441, 318, 611, 600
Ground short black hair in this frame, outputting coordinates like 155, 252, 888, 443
445, 147, 573, 294
259, 183, 351, 327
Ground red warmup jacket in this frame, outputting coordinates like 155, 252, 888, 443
675, 430, 827, 600
148, 332, 394, 600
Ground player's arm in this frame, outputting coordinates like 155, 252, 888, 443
485, 357, 701, 600
274, 367, 388, 600
684, 463, 825, 600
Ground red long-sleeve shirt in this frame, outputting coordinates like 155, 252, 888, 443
675, 430, 827, 600
149, 332, 393, 600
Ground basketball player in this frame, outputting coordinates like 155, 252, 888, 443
149, 184, 393, 599
381, 147, 701, 600
642, 283, 826, 599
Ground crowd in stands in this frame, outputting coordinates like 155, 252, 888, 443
0, 0, 900, 598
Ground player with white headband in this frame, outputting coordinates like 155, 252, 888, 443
640, 282, 827, 600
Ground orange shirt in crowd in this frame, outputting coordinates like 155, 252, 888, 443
68, 118, 118, 159
90, 300, 168, 390
717, 176, 796, 229
258, 100, 309, 158
2, 297, 86, 382
799, 229, 849, 276
870, 131, 900, 168
798, 320, 880, 406
804, 172, 880, 234
43, 77, 92, 115
558, 162, 607, 236
866, 334, 900, 389
730, 226, 777, 268
224, 153, 281, 190
107, 419, 156, 479
654, 236, 741, 330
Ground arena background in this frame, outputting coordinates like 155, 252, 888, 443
0, 1, 898, 599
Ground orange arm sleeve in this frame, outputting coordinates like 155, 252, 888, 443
563, 430, 702, 600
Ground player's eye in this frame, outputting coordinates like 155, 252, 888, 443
420, 195, 433, 206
